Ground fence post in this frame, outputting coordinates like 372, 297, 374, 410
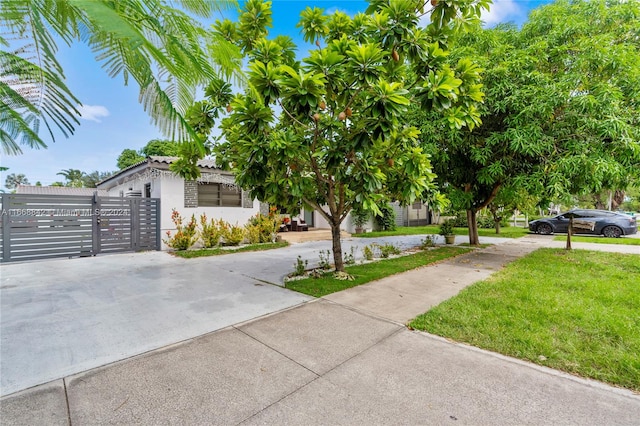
155, 198, 161, 250
131, 198, 140, 251
92, 192, 101, 255
1, 194, 10, 262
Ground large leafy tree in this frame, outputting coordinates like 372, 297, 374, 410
140, 139, 179, 157
82, 170, 114, 188
0, 0, 241, 156
116, 139, 180, 169
413, 0, 640, 245
116, 149, 145, 170
194, 0, 488, 272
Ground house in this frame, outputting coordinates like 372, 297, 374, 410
391, 201, 434, 227
305, 200, 433, 235
97, 156, 263, 247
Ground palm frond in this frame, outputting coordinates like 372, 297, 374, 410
1, 0, 81, 154
1, 0, 240, 155
0, 105, 44, 155
169, 0, 238, 17
207, 33, 246, 86
138, 75, 201, 146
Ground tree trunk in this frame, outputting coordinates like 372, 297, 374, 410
565, 216, 573, 250
488, 204, 501, 234
467, 209, 480, 246
612, 190, 625, 210
593, 193, 606, 210
331, 222, 344, 272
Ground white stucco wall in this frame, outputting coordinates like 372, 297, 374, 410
308, 209, 373, 234
309, 202, 429, 233
102, 174, 260, 250
312, 210, 330, 230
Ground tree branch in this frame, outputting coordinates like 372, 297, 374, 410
277, 98, 309, 129
477, 182, 502, 210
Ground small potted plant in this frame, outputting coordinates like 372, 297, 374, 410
439, 219, 456, 244
351, 205, 370, 234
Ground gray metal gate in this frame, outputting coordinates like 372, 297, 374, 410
0, 193, 160, 263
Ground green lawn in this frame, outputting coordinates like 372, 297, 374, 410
409, 248, 640, 391
172, 241, 288, 258
357, 225, 529, 239
553, 235, 640, 246
286, 246, 471, 297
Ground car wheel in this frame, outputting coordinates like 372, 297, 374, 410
537, 223, 553, 235
602, 225, 622, 238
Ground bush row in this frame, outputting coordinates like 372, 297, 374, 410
164, 209, 280, 250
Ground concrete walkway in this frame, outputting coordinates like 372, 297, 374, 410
325, 236, 550, 323
2, 235, 639, 424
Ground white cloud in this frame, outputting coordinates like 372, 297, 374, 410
481, 0, 525, 27
324, 7, 350, 16
76, 104, 110, 122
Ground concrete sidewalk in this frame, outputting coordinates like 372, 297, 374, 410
545, 239, 640, 254
325, 236, 550, 323
2, 300, 638, 425
2, 236, 639, 424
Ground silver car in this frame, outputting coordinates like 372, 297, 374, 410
529, 209, 638, 238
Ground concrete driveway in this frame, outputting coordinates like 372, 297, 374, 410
2, 234, 503, 396
0, 250, 310, 396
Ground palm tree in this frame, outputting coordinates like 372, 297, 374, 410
0, 0, 242, 156
57, 169, 85, 188
4, 173, 30, 190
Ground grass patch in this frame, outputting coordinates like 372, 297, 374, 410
553, 235, 640, 246
409, 248, 640, 391
286, 246, 470, 297
358, 225, 529, 239
172, 241, 289, 258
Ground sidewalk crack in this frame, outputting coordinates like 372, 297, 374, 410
63, 378, 72, 426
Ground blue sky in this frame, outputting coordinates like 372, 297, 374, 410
2, 0, 549, 188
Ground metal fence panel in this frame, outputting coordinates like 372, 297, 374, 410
0, 193, 159, 263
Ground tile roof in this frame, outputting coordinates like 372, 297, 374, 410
147, 156, 219, 169
15, 185, 109, 196
96, 155, 223, 188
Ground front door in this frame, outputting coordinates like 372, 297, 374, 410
303, 209, 314, 227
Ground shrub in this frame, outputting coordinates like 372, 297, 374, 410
477, 214, 494, 229
478, 213, 510, 229
343, 246, 357, 265
420, 235, 436, 249
351, 205, 370, 229
292, 256, 308, 276
375, 203, 396, 231
246, 212, 279, 244
439, 219, 455, 236
363, 245, 374, 261
164, 209, 197, 250
318, 249, 332, 270
199, 214, 223, 248
220, 220, 246, 246
451, 211, 468, 227
245, 225, 262, 245
378, 243, 401, 258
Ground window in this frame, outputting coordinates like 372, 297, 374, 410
198, 183, 241, 207
144, 183, 151, 198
